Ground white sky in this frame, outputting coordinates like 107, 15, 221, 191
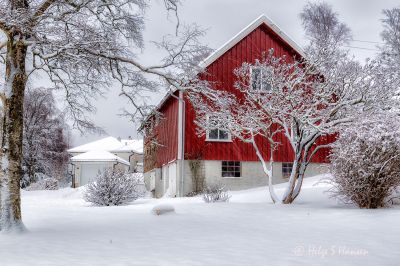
71, 0, 399, 146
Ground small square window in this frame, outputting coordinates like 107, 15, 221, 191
251, 66, 272, 91
206, 115, 231, 141
282, 162, 293, 178
222, 161, 241, 178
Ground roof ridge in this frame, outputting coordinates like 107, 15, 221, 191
199, 14, 305, 68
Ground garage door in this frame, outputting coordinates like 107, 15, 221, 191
80, 164, 108, 186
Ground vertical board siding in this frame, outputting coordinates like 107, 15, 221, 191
144, 94, 179, 169
184, 23, 333, 163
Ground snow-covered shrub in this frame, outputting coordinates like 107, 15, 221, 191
203, 183, 231, 203
84, 169, 145, 206
329, 115, 400, 209
152, 204, 175, 215
25, 177, 59, 191
42, 178, 59, 190
388, 188, 400, 205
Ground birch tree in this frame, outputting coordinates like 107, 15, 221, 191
381, 7, 400, 59
0, 0, 210, 232
380, 7, 400, 96
300, 1, 351, 64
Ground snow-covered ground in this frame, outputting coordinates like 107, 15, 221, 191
1, 175, 399, 266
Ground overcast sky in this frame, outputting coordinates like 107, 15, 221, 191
71, 0, 399, 146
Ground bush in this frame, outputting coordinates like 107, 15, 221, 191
329, 115, 400, 209
84, 169, 145, 206
203, 183, 231, 203
25, 177, 59, 191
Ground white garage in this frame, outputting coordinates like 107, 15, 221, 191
71, 150, 130, 187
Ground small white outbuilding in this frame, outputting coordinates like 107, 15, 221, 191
70, 150, 130, 186
68, 136, 143, 187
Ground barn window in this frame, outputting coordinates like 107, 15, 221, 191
222, 161, 241, 177
282, 162, 293, 178
250, 66, 272, 91
206, 115, 231, 141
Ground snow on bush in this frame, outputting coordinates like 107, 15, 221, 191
25, 177, 59, 191
203, 183, 231, 203
329, 115, 400, 209
84, 169, 145, 206
151, 204, 175, 215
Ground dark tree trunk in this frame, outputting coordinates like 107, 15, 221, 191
282, 160, 302, 204
0, 35, 27, 231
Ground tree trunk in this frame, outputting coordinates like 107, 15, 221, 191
250, 136, 279, 203
282, 159, 301, 204
0, 36, 27, 232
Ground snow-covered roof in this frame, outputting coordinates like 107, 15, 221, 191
70, 150, 130, 165
200, 14, 306, 68
68, 137, 143, 154
68, 137, 122, 153
115, 139, 144, 153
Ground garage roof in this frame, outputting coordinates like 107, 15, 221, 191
68, 136, 143, 154
70, 150, 130, 165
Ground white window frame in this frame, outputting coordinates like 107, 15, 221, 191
205, 114, 232, 142
250, 66, 272, 92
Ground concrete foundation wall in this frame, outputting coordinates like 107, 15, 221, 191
144, 160, 330, 198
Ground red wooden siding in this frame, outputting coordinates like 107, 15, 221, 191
143, 94, 179, 170
184, 23, 333, 163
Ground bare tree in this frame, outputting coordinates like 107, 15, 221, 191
381, 7, 400, 56
380, 7, 400, 95
22, 87, 69, 188
0, 0, 211, 231
300, 1, 352, 64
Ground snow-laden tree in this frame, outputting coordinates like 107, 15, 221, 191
0, 0, 211, 231
22, 87, 69, 188
84, 169, 145, 206
329, 113, 400, 209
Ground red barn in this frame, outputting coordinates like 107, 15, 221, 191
143, 15, 331, 198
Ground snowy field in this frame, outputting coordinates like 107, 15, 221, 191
1, 175, 399, 266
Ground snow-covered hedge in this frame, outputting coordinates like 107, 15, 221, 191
25, 177, 59, 191
329, 115, 400, 209
203, 183, 231, 203
84, 169, 145, 206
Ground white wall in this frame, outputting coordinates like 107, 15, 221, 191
73, 161, 129, 187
